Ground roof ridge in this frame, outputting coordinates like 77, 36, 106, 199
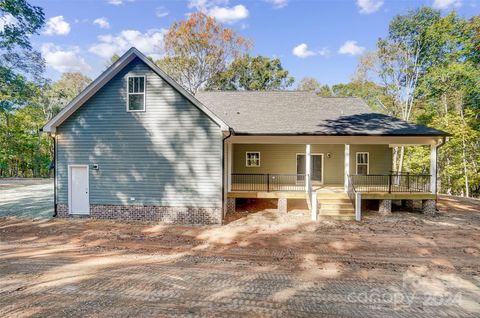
196, 90, 362, 99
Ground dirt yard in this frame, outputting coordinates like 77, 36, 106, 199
0, 195, 479, 317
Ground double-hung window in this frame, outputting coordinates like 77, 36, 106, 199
246, 152, 260, 167
356, 152, 369, 175
127, 76, 145, 111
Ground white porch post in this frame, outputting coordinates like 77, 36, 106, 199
305, 144, 311, 192
344, 144, 350, 192
430, 144, 437, 194
227, 143, 233, 192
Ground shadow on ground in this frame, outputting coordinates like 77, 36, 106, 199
0, 195, 479, 317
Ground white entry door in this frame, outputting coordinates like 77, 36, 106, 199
69, 165, 90, 215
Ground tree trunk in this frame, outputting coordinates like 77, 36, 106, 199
392, 146, 398, 173
398, 146, 405, 174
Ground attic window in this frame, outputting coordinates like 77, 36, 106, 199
127, 76, 145, 112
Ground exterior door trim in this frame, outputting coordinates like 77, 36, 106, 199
68, 164, 90, 215
296, 153, 324, 185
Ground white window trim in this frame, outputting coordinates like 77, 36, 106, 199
245, 151, 261, 167
126, 75, 146, 112
296, 153, 324, 185
356, 152, 369, 175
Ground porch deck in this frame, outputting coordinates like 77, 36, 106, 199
228, 173, 435, 200
227, 186, 435, 199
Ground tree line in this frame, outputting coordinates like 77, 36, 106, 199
0, 1, 478, 197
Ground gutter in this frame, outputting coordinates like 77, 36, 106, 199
221, 129, 234, 223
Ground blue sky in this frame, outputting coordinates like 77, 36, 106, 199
30, 0, 479, 86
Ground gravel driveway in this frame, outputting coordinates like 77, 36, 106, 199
0, 179, 53, 218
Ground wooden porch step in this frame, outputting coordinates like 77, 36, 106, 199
319, 209, 355, 215
320, 203, 353, 209
316, 193, 350, 199
318, 214, 356, 221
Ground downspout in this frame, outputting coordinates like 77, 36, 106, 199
221, 128, 233, 223
41, 128, 57, 217
435, 136, 447, 210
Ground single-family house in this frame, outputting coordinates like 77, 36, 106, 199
42, 48, 448, 224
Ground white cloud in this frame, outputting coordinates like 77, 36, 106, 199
208, 5, 249, 23
292, 43, 329, 58
188, 0, 228, 9
108, 0, 122, 5
89, 29, 166, 59
318, 48, 330, 57
264, 0, 288, 9
43, 16, 71, 36
0, 14, 18, 32
338, 40, 365, 56
432, 0, 462, 9
356, 0, 384, 14
93, 17, 110, 29
188, 1, 248, 23
41, 43, 91, 73
155, 6, 169, 18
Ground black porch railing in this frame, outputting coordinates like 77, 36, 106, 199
349, 173, 431, 193
231, 173, 306, 192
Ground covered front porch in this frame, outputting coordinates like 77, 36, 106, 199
223, 135, 441, 221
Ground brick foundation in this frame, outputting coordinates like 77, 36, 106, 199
226, 198, 236, 214
277, 198, 287, 214
422, 199, 436, 216
379, 199, 392, 215
56, 204, 222, 225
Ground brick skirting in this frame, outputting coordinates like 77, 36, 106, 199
56, 204, 222, 224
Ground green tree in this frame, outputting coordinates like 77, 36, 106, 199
206, 54, 294, 91
42, 72, 92, 121
375, 8, 446, 174
297, 77, 321, 92
0, 0, 46, 177
158, 12, 251, 94
107, 53, 120, 67
317, 85, 333, 97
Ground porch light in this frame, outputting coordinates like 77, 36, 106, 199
327, 153, 331, 159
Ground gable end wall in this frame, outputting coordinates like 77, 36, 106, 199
56, 58, 223, 223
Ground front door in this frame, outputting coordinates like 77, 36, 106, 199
297, 154, 323, 184
69, 165, 90, 215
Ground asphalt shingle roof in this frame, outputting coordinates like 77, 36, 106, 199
195, 91, 447, 136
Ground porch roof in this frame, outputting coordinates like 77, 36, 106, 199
195, 91, 448, 137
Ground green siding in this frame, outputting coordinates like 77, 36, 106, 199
233, 144, 392, 185
350, 145, 392, 175
57, 57, 222, 208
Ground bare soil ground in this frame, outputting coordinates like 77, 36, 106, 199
0, 195, 479, 317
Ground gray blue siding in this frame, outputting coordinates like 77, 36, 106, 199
57, 58, 223, 208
